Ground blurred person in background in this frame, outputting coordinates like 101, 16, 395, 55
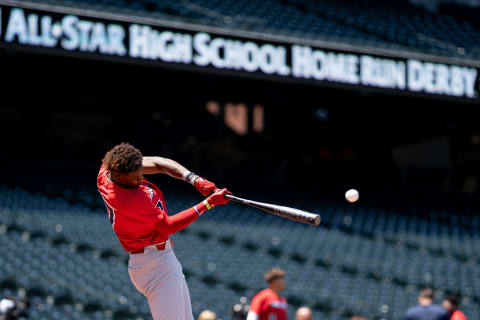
198, 310, 217, 320
351, 316, 367, 320
0, 297, 28, 320
246, 268, 287, 320
232, 297, 249, 320
442, 296, 467, 320
295, 307, 313, 320
404, 288, 449, 320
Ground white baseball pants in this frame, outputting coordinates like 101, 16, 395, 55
128, 242, 194, 320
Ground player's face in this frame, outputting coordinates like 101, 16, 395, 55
119, 167, 144, 187
277, 277, 285, 291
272, 277, 286, 292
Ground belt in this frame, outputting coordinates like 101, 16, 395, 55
130, 239, 174, 254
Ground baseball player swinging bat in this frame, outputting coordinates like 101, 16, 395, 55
98, 142, 320, 320
225, 194, 321, 226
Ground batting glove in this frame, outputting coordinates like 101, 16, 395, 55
204, 188, 230, 209
194, 178, 217, 196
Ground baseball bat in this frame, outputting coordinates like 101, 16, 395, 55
225, 194, 321, 226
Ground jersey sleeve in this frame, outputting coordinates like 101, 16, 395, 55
249, 293, 266, 315
154, 204, 205, 234
97, 164, 113, 203
133, 195, 208, 235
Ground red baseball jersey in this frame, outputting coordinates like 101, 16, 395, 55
97, 164, 201, 252
248, 288, 288, 320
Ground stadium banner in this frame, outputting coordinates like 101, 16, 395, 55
0, 4, 479, 100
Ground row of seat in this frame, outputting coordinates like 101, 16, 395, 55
1, 184, 479, 319
22, 0, 480, 59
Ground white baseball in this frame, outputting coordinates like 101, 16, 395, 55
345, 189, 359, 203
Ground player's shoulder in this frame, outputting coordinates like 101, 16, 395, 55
252, 289, 269, 300
256, 288, 277, 302
97, 164, 110, 185
98, 163, 108, 176
405, 305, 421, 315
430, 304, 448, 315
453, 310, 468, 320
406, 305, 447, 317
250, 289, 272, 312
117, 186, 155, 212
97, 165, 147, 203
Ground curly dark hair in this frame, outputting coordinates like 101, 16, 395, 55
103, 142, 143, 173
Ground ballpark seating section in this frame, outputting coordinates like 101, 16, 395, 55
0, 184, 479, 320
22, 0, 480, 59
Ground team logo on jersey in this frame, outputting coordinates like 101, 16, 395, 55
146, 186, 154, 200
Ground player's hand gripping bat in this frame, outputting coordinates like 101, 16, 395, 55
224, 194, 321, 226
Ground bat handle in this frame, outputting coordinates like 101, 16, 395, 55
224, 194, 245, 203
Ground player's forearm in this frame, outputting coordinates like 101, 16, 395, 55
155, 201, 208, 234
155, 189, 229, 234
143, 156, 218, 196
142, 156, 188, 179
